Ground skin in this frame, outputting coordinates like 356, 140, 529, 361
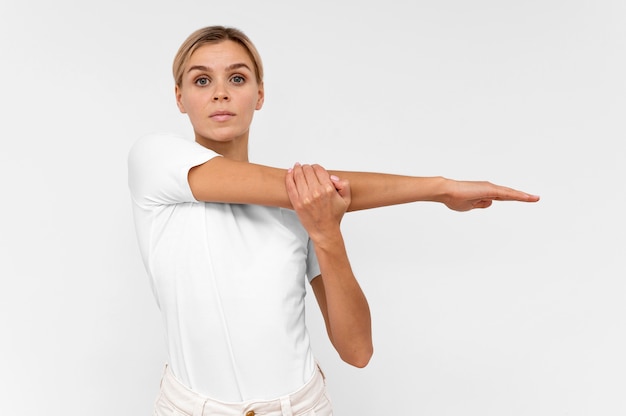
286, 163, 372, 366
175, 40, 540, 367
175, 40, 264, 161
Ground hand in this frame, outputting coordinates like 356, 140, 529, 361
285, 163, 351, 240
441, 179, 540, 212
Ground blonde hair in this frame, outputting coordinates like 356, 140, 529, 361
173, 25, 264, 88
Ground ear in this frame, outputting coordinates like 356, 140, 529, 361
175, 85, 187, 113
255, 82, 265, 110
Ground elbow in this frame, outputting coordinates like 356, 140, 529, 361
340, 345, 374, 368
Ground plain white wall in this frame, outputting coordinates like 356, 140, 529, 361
1, 1, 624, 415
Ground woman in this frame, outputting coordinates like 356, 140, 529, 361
128, 25, 539, 415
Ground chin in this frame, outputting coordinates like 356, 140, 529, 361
193, 124, 248, 142
196, 131, 242, 143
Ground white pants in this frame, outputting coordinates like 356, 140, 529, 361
154, 364, 333, 416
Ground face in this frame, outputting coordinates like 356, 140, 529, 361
175, 40, 264, 148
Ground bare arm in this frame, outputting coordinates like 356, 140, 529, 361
328, 170, 540, 211
285, 163, 372, 367
188, 157, 539, 211
188, 157, 292, 207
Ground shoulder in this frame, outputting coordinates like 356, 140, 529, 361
128, 133, 220, 170
127, 133, 221, 205
129, 132, 192, 158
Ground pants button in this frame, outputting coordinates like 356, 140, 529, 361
245, 411, 255, 416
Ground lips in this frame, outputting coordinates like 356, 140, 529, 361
209, 110, 235, 122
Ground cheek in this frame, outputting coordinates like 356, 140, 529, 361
245, 92, 261, 111
184, 95, 206, 116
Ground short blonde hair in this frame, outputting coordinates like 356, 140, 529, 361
173, 26, 264, 88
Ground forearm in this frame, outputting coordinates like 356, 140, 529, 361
313, 231, 373, 367
329, 171, 449, 212
329, 171, 539, 212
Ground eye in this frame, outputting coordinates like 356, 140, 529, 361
194, 77, 210, 86
231, 75, 245, 84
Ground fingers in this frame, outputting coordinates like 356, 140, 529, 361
472, 199, 493, 209
289, 163, 332, 193
285, 163, 322, 207
466, 181, 540, 204
286, 163, 353, 207
495, 184, 540, 203
330, 174, 351, 202
285, 164, 300, 206
446, 180, 539, 212
297, 164, 324, 205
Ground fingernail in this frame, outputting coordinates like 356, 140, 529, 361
330, 175, 340, 181
287, 168, 293, 173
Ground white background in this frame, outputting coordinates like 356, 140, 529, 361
1, 1, 625, 415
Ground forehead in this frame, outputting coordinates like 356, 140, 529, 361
187, 40, 254, 69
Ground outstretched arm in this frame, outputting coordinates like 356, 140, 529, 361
188, 157, 539, 211
328, 170, 539, 212
285, 163, 372, 367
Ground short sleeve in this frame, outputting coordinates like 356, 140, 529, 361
128, 133, 220, 208
306, 238, 321, 283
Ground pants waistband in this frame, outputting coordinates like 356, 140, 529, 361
158, 364, 327, 416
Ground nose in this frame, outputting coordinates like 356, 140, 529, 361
213, 83, 229, 102
213, 92, 229, 101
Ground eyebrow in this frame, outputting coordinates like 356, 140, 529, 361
187, 63, 252, 73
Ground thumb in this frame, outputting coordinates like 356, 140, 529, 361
330, 175, 351, 201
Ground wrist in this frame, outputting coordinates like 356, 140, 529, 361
429, 176, 452, 204
309, 227, 345, 251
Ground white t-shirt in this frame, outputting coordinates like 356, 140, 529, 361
127, 133, 321, 402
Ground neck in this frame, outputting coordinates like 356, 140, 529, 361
195, 134, 249, 162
